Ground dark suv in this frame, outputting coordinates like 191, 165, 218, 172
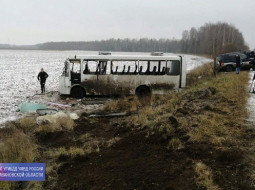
216, 52, 255, 72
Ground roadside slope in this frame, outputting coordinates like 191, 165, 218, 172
57, 71, 252, 190
0, 68, 254, 190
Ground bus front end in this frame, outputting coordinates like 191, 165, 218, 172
59, 60, 71, 95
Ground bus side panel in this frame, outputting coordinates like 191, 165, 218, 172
80, 74, 180, 96
80, 75, 131, 95
117, 75, 180, 95
147, 75, 179, 94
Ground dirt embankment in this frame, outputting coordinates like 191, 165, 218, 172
0, 69, 254, 190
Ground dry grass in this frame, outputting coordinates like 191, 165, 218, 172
195, 162, 220, 190
165, 94, 181, 113
102, 68, 249, 150
105, 137, 121, 147
48, 147, 86, 159
24, 182, 44, 190
167, 137, 183, 150
36, 114, 74, 133
158, 124, 176, 140
0, 182, 11, 190
130, 112, 149, 126
186, 62, 214, 86
189, 72, 249, 144
0, 130, 37, 163
190, 114, 226, 142
14, 116, 38, 134
103, 96, 141, 112
130, 104, 171, 129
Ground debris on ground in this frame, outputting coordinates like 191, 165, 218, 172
36, 108, 58, 116
47, 102, 72, 109
18, 102, 47, 113
36, 111, 76, 127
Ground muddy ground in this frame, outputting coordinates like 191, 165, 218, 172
32, 83, 255, 190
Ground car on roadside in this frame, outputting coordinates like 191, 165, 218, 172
216, 52, 255, 72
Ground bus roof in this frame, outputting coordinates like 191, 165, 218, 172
68, 54, 182, 62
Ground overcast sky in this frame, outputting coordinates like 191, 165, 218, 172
1, 0, 254, 49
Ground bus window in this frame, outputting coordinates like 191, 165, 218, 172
159, 61, 166, 75
138, 61, 149, 74
62, 61, 70, 77
166, 61, 180, 75
148, 61, 158, 75
71, 63, 81, 73
83, 61, 98, 74
112, 61, 137, 75
141, 61, 166, 75
70, 62, 81, 84
104, 61, 111, 74
150, 61, 166, 75
83, 61, 90, 74
98, 61, 108, 75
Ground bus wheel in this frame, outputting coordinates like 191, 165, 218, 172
135, 86, 151, 98
71, 86, 85, 99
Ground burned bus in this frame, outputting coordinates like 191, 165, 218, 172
59, 53, 186, 99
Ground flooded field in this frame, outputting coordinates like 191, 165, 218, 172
0, 50, 212, 124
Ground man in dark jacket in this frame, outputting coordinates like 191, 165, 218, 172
37, 68, 49, 93
235, 55, 241, 74
250, 51, 255, 70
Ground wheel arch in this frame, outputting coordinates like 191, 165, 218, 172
135, 85, 152, 95
70, 85, 86, 96
225, 64, 234, 72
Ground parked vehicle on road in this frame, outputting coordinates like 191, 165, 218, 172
216, 52, 255, 72
59, 52, 186, 99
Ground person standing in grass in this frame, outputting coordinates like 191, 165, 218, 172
37, 68, 49, 93
235, 55, 241, 74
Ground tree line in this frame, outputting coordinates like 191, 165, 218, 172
181, 22, 248, 55
35, 38, 181, 53
1, 22, 249, 56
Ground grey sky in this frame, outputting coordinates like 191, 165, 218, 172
1, 0, 255, 49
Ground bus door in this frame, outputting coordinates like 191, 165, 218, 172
166, 60, 181, 86
70, 59, 82, 85
59, 60, 71, 94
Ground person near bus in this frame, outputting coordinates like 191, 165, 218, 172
250, 51, 255, 70
37, 68, 49, 93
235, 55, 241, 74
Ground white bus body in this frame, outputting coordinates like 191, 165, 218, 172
59, 53, 186, 98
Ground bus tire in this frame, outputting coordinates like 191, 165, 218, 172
71, 86, 85, 99
135, 85, 151, 98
